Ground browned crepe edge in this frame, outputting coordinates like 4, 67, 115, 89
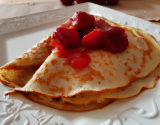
22, 92, 114, 112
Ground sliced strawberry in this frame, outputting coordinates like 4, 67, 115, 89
70, 12, 96, 30
106, 26, 125, 38
95, 19, 112, 32
57, 49, 91, 69
81, 28, 106, 49
104, 33, 128, 53
51, 27, 81, 49
78, 27, 95, 38
50, 39, 63, 50
82, 27, 95, 35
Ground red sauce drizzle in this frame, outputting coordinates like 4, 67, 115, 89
50, 12, 128, 69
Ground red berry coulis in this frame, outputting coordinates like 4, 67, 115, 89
50, 12, 128, 69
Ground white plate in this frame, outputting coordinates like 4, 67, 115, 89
1, 2, 160, 125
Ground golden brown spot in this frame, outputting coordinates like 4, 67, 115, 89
104, 60, 114, 67
63, 62, 68, 66
105, 63, 109, 66
124, 62, 133, 76
46, 73, 56, 85
126, 58, 130, 61
79, 73, 94, 82
44, 64, 48, 73
59, 76, 70, 81
36, 74, 40, 77
45, 68, 70, 85
108, 71, 114, 76
99, 64, 102, 67
109, 60, 114, 66
116, 55, 119, 59
78, 66, 105, 82
93, 60, 100, 64
124, 72, 127, 76
112, 67, 117, 71
137, 39, 142, 47
129, 42, 138, 51
127, 66, 133, 71
51, 59, 57, 65
108, 54, 111, 59
124, 62, 128, 66
134, 68, 142, 75
126, 50, 129, 53
141, 56, 146, 68
35, 75, 46, 85
132, 54, 136, 63
49, 85, 65, 93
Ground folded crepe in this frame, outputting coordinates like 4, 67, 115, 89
1, 12, 160, 112
0, 35, 53, 88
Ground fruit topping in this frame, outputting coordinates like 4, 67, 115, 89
78, 27, 95, 38
56, 48, 91, 69
70, 12, 96, 30
106, 26, 126, 38
75, 0, 90, 4
107, 0, 119, 5
81, 28, 106, 49
81, 27, 95, 36
69, 52, 91, 69
60, 0, 75, 5
92, 0, 107, 5
50, 12, 128, 69
104, 33, 128, 53
95, 19, 112, 32
51, 27, 81, 49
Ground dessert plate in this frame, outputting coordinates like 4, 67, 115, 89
0, 2, 160, 125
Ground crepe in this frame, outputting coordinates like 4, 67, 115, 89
1, 13, 160, 112
15, 24, 160, 96
0, 35, 53, 88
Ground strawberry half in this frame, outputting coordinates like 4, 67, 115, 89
81, 28, 106, 49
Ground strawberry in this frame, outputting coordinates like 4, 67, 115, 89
81, 28, 106, 49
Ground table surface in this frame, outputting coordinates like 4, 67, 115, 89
0, 0, 160, 25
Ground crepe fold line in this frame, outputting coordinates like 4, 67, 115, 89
1, 15, 160, 112
0, 35, 54, 88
